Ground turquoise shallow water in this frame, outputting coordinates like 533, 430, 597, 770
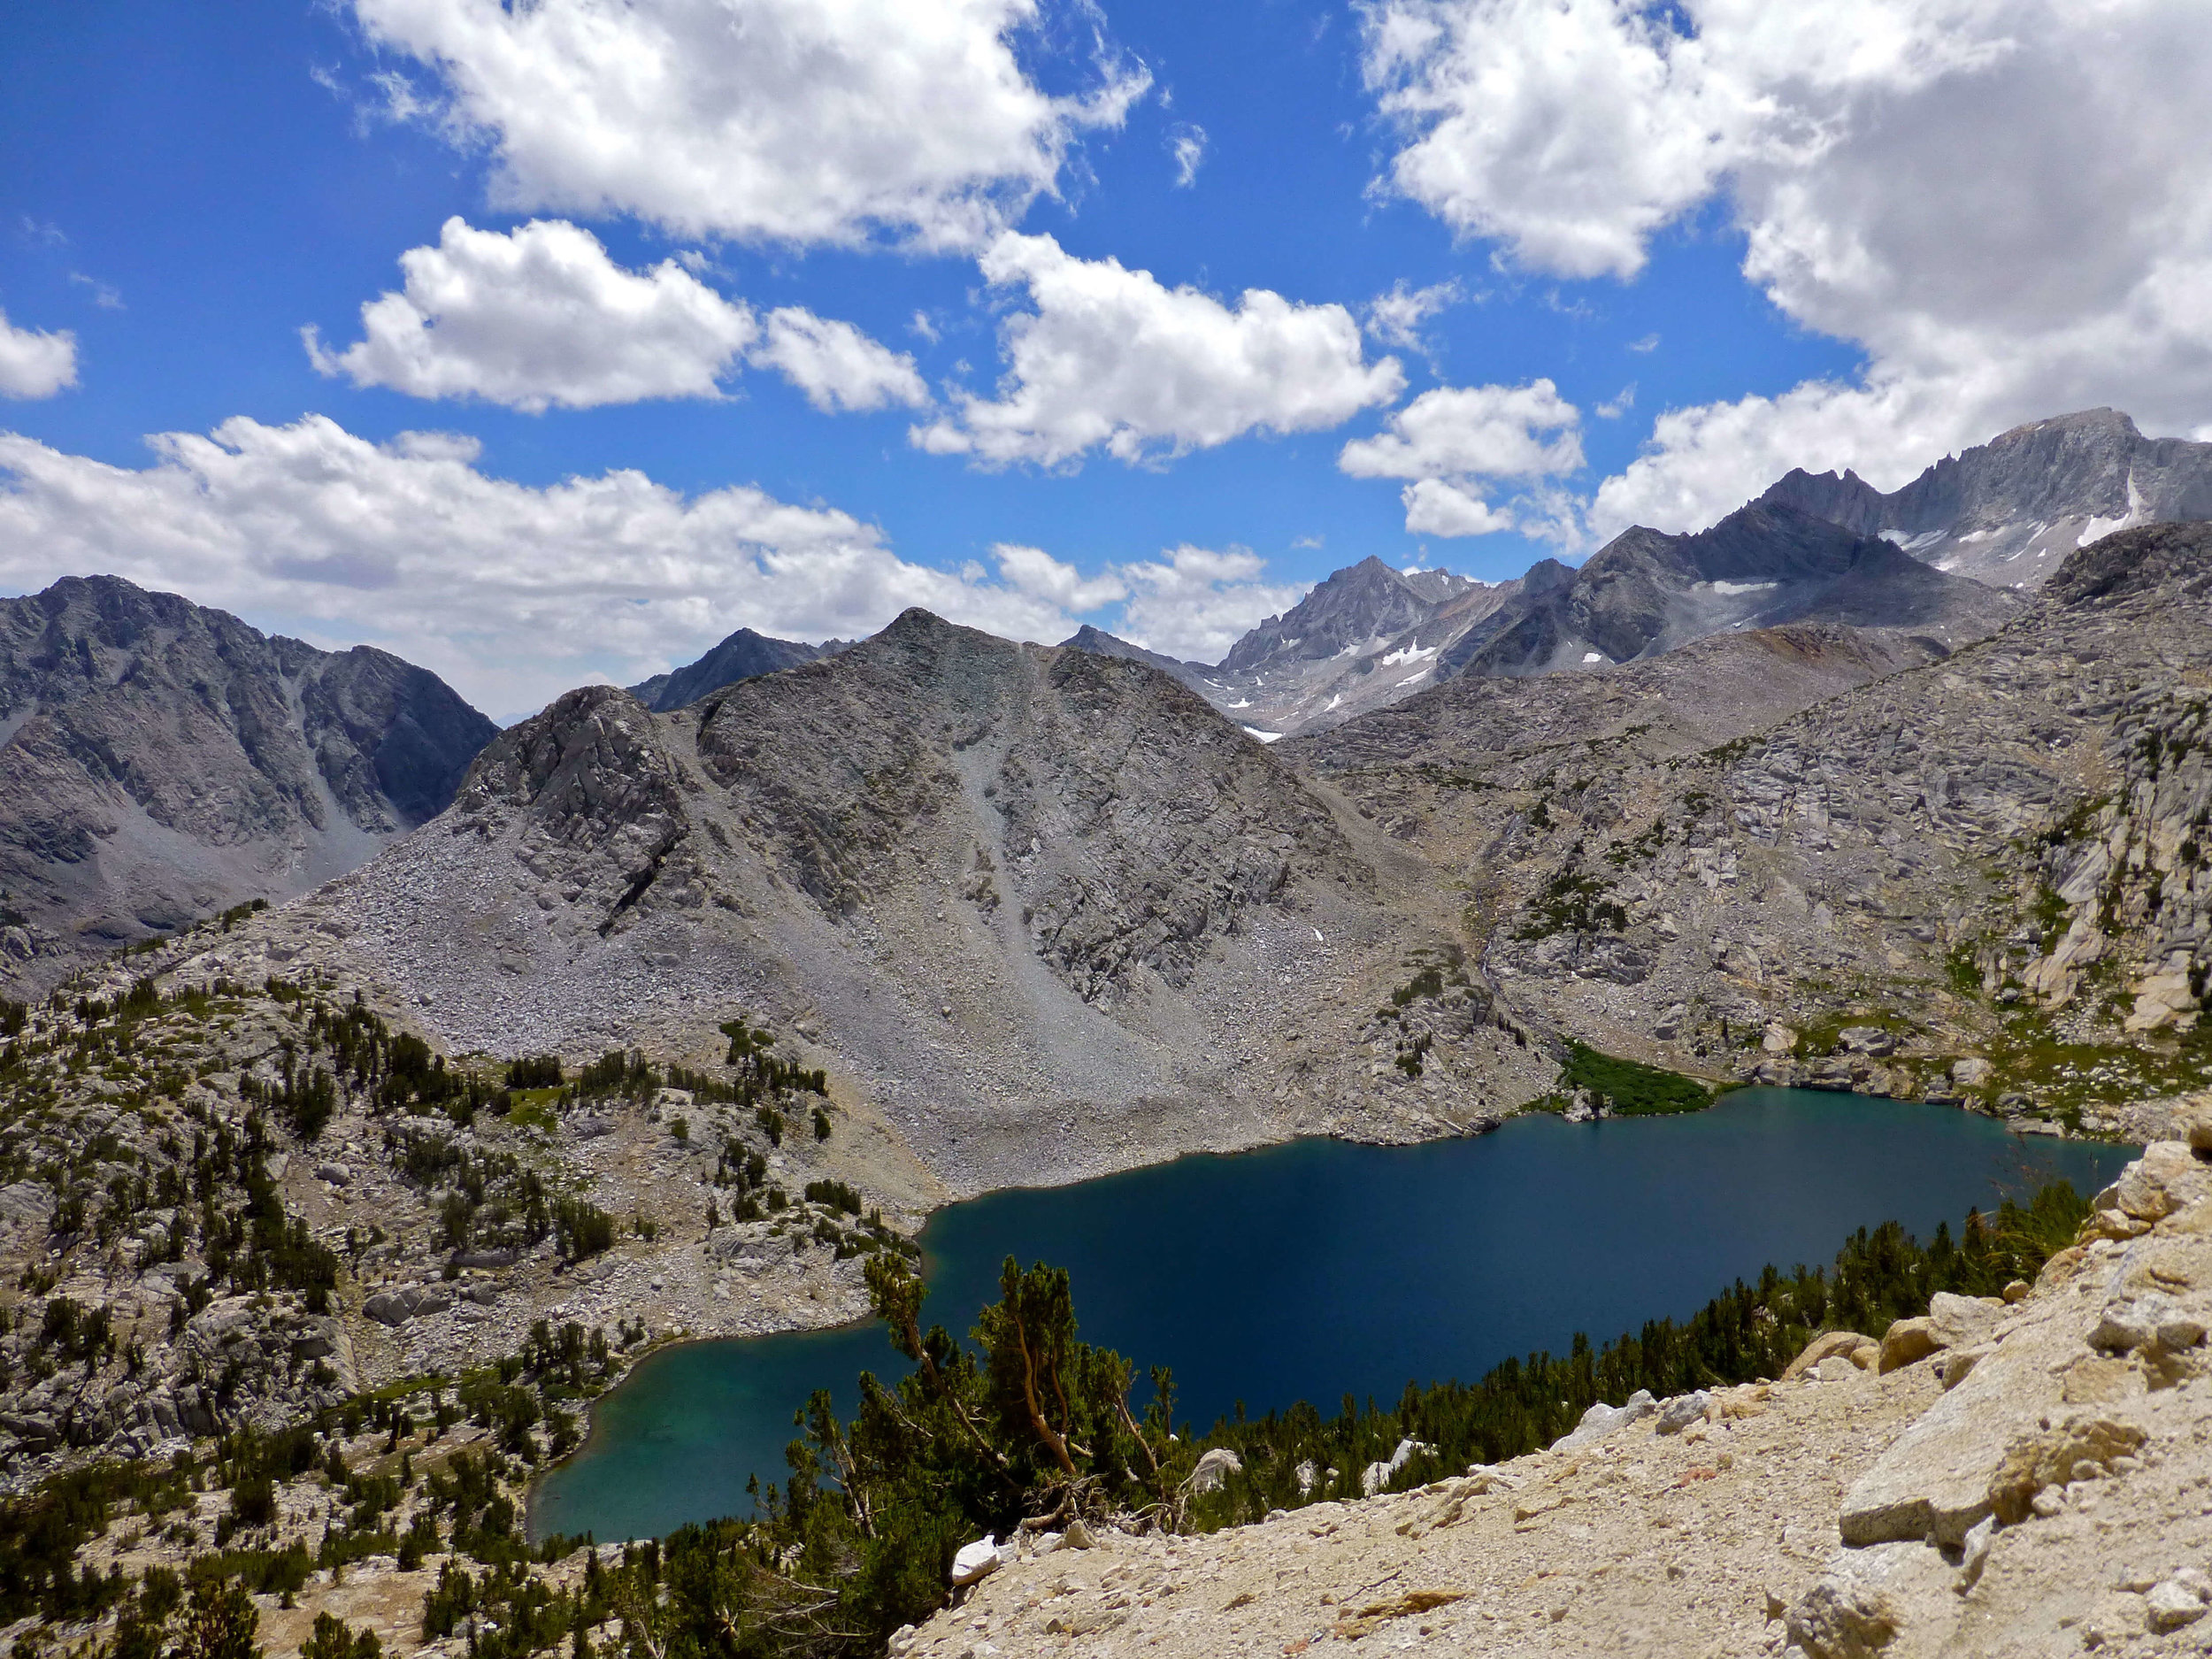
528, 1089, 2132, 1542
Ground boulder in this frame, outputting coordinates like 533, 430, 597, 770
1950, 1057, 1992, 1088
1551, 1391, 1655, 1453
1655, 1391, 1711, 1435
1786, 1543, 1949, 1658
1186, 1448, 1242, 1494
1361, 1437, 1436, 1494
1836, 1025, 1896, 1056
0, 1181, 57, 1227
2101, 1141, 2207, 1222
2089, 1295, 2177, 1353
1926, 1293, 2005, 1347
950, 1534, 1007, 1587
1843, 1294, 2084, 1548
362, 1285, 456, 1326
1784, 1330, 1877, 1381
2124, 972, 2197, 1033
1934, 1346, 1991, 1390
1877, 1318, 1942, 1374
2147, 1571, 2212, 1633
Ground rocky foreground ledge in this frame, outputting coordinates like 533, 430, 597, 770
905, 1129, 2212, 1657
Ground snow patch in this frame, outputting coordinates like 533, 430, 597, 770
1581, 651, 1604, 664
1394, 669, 1432, 687
1379, 644, 1438, 667
1225, 698, 1251, 709
1897, 529, 1946, 553
2075, 510, 2145, 547
1707, 580, 1780, 596
1241, 726, 1284, 743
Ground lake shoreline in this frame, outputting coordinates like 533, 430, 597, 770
526, 1089, 2137, 1544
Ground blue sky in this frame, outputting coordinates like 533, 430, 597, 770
3, 0, 2208, 718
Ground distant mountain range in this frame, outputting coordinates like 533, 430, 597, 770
1069, 406, 2212, 737
7, 405, 2208, 997
615, 409, 2212, 743
0, 575, 495, 990
197, 514, 2212, 1196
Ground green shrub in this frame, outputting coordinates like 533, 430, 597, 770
1559, 1041, 1710, 1116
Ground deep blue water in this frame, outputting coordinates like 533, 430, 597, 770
528, 1089, 2131, 1542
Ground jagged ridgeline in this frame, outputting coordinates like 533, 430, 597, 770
0, 970, 847, 1489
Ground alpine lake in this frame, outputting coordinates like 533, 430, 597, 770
527, 1087, 2134, 1543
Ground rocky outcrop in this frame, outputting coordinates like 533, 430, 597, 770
0, 574, 495, 993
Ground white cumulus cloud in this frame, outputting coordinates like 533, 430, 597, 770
1339, 379, 1582, 480
991, 541, 1132, 612
1402, 478, 1515, 537
1340, 380, 1581, 538
307, 217, 925, 416
349, 0, 1149, 250
1363, 0, 2212, 536
753, 308, 930, 413
0, 415, 1093, 717
913, 232, 1405, 466
306, 217, 757, 412
1113, 544, 1309, 663
0, 309, 78, 400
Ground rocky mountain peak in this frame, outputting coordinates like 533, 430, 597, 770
1221, 557, 1462, 672
0, 574, 495, 992
627, 625, 826, 713
1763, 406, 2212, 591
1439, 500, 2017, 680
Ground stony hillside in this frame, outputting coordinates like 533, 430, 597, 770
163, 522, 2212, 1201
188, 611, 1554, 1197
0, 961, 905, 1491
0, 577, 495, 995
1302, 520, 2212, 1129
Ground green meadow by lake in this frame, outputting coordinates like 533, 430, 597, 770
529, 1088, 2131, 1543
